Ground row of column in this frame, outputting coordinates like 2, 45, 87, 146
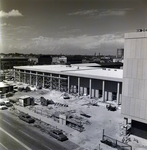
15, 69, 121, 104
15, 70, 68, 92
69, 77, 121, 104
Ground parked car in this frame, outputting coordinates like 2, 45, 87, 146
49, 130, 68, 141
0, 106, 8, 110
18, 113, 35, 123
0, 102, 5, 106
5, 102, 13, 107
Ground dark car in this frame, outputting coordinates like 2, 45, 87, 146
49, 130, 68, 141
0, 102, 5, 106
18, 113, 35, 123
5, 102, 13, 107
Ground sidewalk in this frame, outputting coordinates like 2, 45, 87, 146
14, 104, 79, 135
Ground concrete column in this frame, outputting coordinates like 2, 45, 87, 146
102, 80, 105, 102
117, 82, 120, 105
30, 71, 31, 85
19, 70, 21, 82
119, 94, 122, 104
50, 74, 52, 90
58, 75, 60, 91
42, 73, 44, 88
124, 118, 128, 135
36, 72, 38, 86
89, 79, 92, 98
78, 77, 80, 96
14, 69, 16, 82
68, 76, 70, 93
24, 70, 26, 83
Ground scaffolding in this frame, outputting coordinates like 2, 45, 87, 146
14, 69, 68, 92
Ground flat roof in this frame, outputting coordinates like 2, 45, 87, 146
66, 68, 123, 81
71, 63, 101, 67
14, 64, 123, 82
14, 65, 94, 72
19, 95, 30, 99
0, 57, 28, 60
0, 82, 11, 88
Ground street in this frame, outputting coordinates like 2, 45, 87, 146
0, 109, 68, 150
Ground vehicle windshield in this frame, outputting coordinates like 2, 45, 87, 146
26, 115, 31, 118
54, 131, 62, 135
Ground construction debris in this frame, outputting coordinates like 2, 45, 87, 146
40, 97, 54, 106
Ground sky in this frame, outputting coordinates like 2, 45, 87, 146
0, 0, 147, 55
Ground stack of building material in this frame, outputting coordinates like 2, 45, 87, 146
40, 97, 54, 106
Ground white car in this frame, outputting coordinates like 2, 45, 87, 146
29, 86, 37, 91
0, 106, 8, 110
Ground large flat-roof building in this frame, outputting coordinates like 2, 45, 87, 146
14, 64, 123, 104
122, 31, 147, 138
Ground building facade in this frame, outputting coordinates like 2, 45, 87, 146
122, 31, 147, 138
0, 57, 29, 70
38, 55, 52, 65
14, 65, 123, 104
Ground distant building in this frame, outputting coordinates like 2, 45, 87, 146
122, 31, 147, 139
67, 55, 82, 64
117, 48, 124, 58
28, 57, 38, 65
0, 82, 13, 94
0, 57, 29, 70
52, 57, 59, 64
113, 58, 124, 63
52, 56, 67, 64
38, 55, 52, 65
58, 56, 67, 64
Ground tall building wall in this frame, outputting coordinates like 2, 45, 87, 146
122, 32, 147, 124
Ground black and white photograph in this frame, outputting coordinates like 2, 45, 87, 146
0, 0, 147, 149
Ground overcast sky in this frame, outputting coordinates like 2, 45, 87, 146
0, 0, 147, 55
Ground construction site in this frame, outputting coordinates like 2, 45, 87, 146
1, 77, 147, 150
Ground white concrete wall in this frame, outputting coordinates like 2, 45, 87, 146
122, 32, 147, 123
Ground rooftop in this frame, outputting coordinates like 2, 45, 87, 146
14, 64, 123, 82
0, 82, 11, 88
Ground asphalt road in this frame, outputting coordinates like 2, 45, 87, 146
0, 109, 69, 150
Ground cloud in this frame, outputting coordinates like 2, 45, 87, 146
98, 10, 126, 17
29, 33, 124, 53
68, 10, 98, 16
5, 33, 124, 54
0, 9, 23, 18
68, 8, 132, 18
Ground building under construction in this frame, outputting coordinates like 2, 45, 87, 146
14, 63, 123, 104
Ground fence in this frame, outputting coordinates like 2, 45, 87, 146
101, 129, 132, 150
27, 105, 85, 132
